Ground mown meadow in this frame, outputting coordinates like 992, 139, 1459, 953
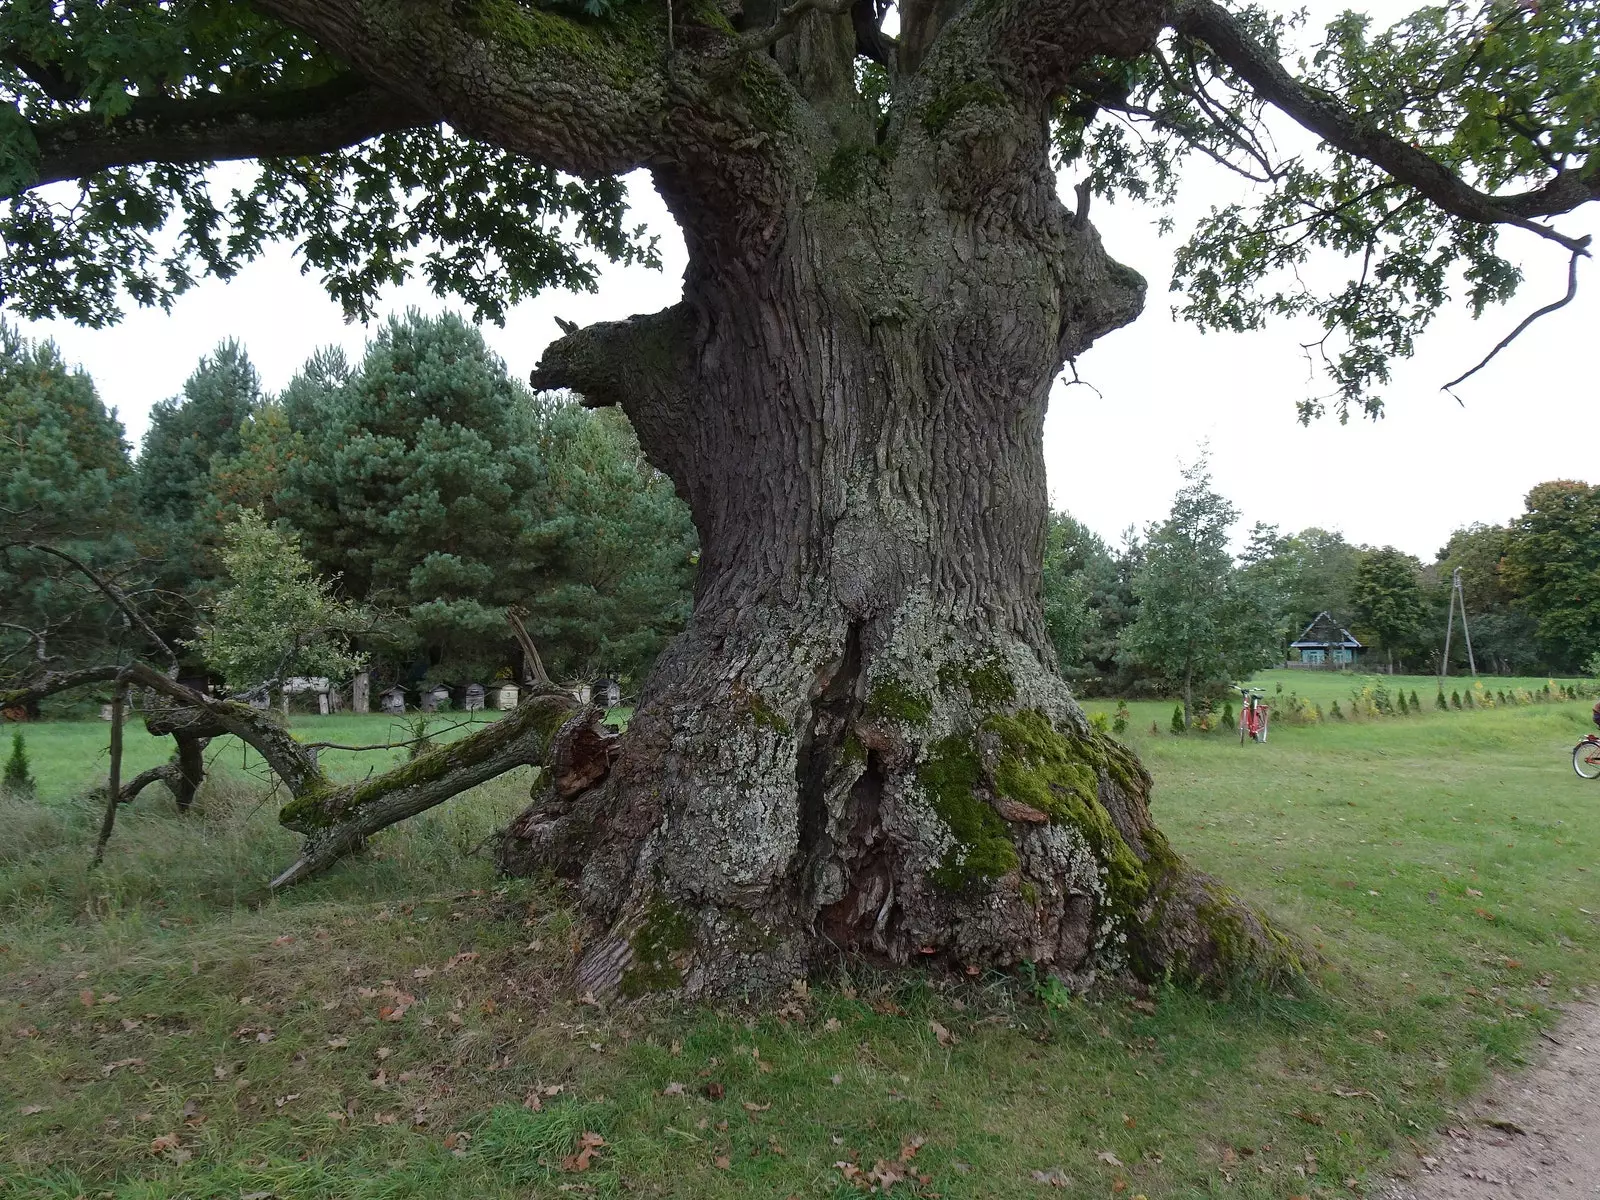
2, 672, 1596, 1198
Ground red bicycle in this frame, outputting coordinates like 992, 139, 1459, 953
1574, 734, 1600, 779
1236, 686, 1269, 744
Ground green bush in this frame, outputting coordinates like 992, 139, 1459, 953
1409, 690, 1420, 713
1221, 702, 1234, 731
1451, 690, 1462, 709
1088, 711, 1111, 735
3, 732, 34, 798
1436, 690, 1449, 711
1330, 700, 1344, 720
1171, 703, 1185, 735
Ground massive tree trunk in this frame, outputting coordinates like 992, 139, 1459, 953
499, 68, 1300, 997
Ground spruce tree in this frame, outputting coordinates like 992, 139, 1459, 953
3, 732, 34, 798
1437, 690, 1449, 711
1451, 690, 1462, 709
1171, 703, 1186, 735
1409, 690, 1420, 713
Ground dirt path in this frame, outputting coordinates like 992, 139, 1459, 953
1382, 1001, 1600, 1199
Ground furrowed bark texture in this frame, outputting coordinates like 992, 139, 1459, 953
498, 5, 1302, 998
184, 0, 1303, 993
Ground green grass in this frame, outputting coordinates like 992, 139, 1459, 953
2, 692, 1598, 1198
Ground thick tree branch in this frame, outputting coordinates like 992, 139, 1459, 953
0, 664, 123, 709
270, 690, 608, 889
250, 0, 669, 180
248, 0, 799, 229
1169, 0, 1594, 254
118, 761, 186, 805
530, 304, 700, 507
741, 0, 855, 51
20, 77, 430, 192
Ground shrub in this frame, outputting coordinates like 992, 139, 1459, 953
1451, 690, 1462, 709
1330, 700, 1344, 720
1314, 702, 1324, 721
1436, 690, 1448, 711
1273, 692, 1318, 725
1171, 703, 1185, 734
1112, 701, 1130, 736
1464, 690, 1475, 709
3, 732, 35, 798
1221, 702, 1234, 732
1088, 711, 1111, 735
1409, 690, 1420, 713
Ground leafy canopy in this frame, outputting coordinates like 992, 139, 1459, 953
0, 1, 658, 327
1, 0, 1594, 418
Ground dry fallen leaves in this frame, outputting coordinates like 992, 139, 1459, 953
1031, 1166, 1072, 1187
929, 1019, 959, 1047
561, 1131, 605, 1172
1096, 1150, 1124, 1167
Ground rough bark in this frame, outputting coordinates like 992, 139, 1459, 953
12, 0, 1320, 993
499, 12, 1303, 998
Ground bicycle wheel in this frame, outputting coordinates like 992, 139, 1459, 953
1257, 717, 1269, 744
1574, 741, 1600, 779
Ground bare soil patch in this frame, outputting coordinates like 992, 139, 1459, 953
1384, 1000, 1600, 1199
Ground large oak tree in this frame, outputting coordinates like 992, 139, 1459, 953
3, 0, 1594, 996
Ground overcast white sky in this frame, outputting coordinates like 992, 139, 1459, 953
11, 1, 1598, 563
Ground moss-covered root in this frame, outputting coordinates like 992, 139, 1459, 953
1130, 848, 1313, 993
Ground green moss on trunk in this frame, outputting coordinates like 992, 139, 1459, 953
918, 733, 1018, 889
620, 897, 695, 997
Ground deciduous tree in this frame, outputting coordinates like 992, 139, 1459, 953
1502, 481, 1600, 671
5, 0, 1596, 995
1352, 546, 1430, 670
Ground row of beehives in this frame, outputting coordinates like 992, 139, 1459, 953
103, 674, 623, 719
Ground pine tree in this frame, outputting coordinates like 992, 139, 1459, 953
1451, 690, 1462, 709
1171, 703, 1186, 735
1409, 690, 1420, 713
1437, 690, 1449, 711
3, 732, 35, 798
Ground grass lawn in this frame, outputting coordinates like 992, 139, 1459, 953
2, 689, 1597, 1198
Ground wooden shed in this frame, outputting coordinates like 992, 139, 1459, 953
1290, 612, 1364, 666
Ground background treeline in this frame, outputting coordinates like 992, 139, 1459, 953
1, 314, 696, 707
7, 315, 1598, 715
1044, 459, 1600, 709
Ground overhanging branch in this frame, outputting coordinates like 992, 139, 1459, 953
22, 76, 431, 191
1169, 0, 1594, 255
